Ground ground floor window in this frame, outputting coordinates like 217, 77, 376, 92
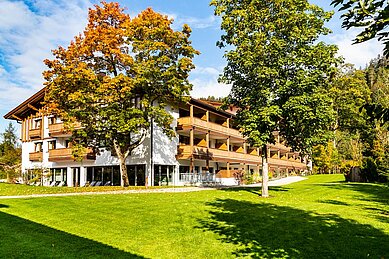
128, 164, 146, 186
50, 168, 67, 185
86, 166, 120, 186
86, 165, 144, 186
154, 165, 175, 186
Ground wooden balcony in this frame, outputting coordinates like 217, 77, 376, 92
48, 148, 95, 162
29, 128, 41, 139
177, 145, 307, 169
48, 122, 82, 137
29, 152, 43, 162
268, 158, 307, 169
177, 145, 261, 164
177, 117, 243, 139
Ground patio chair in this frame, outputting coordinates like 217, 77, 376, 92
89, 181, 96, 186
95, 181, 103, 186
104, 181, 111, 186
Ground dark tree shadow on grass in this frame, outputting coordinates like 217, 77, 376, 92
0, 209, 145, 258
219, 186, 290, 196
199, 199, 389, 258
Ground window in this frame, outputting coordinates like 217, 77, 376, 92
33, 119, 42, 129
48, 116, 61, 125
48, 140, 56, 150
34, 142, 43, 152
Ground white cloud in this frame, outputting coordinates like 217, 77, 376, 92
160, 12, 220, 30
190, 66, 231, 98
327, 28, 383, 68
0, 0, 92, 109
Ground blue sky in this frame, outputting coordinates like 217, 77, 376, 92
0, 0, 383, 135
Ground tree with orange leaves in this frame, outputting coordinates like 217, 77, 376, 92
44, 2, 199, 187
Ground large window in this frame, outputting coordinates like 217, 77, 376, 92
85, 165, 142, 186
154, 165, 175, 186
50, 168, 67, 183
128, 165, 146, 186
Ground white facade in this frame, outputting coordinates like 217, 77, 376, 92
22, 105, 183, 187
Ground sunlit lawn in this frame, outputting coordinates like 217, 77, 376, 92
0, 175, 388, 258
0, 183, 174, 196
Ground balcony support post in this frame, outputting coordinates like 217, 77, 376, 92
227, 161, 230, 178
190, 105, 194, 121
206, 130, 210, 171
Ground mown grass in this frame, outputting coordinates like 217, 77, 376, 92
0, 174, 388, 258
0, 183, 175, 196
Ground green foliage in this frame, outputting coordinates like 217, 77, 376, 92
211, 0, 339, 153
43, 2, 198, 186
0, 123, 21, 182
331, 0, 389, 57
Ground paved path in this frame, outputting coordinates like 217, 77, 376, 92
0, 176, 306, 199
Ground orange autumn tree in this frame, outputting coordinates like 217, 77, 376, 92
44, 2, 199, 186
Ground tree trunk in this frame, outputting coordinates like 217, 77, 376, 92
261, 144, 269, 197
113, 140, 130, 187
118, 155, 129, 187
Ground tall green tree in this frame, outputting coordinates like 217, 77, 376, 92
0, 123, 21, 182
331, 0, 389, 57
211, 0, 339, 197
363, 56, 389, 180
44, 2, 198, 187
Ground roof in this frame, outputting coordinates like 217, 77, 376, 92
4, 87, 235, 121
189, 98, 236, 118
3, 87, 46, 121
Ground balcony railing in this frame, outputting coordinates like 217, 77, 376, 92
178, 117, 242, 139
177, 145, 261, 164
268, 158, 306, 169
29, 152, 43, 162
177, 145, 307, 169
29, 128, 41, 139
48, 122, 82, 137
48, 148, 95, 162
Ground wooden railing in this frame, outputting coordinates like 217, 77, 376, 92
178, 117, 242, 139
177, 145, 307, 169
48, 122, 82, 136
29, 128, 41, 139
268, 158, 306, 169
177, 145, 261, 164
29, 152, 43, 162
48, 148, 95, 162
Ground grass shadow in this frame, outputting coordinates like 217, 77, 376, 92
0, 210, 145, 258
219, 186, 290, 196
318, 200, 350, 206
199, 199, 389, 258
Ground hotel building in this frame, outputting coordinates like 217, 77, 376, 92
4, 88, 308, 187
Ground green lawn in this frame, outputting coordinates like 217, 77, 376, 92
0, 183, 174, 196
0, 175, 388, 258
